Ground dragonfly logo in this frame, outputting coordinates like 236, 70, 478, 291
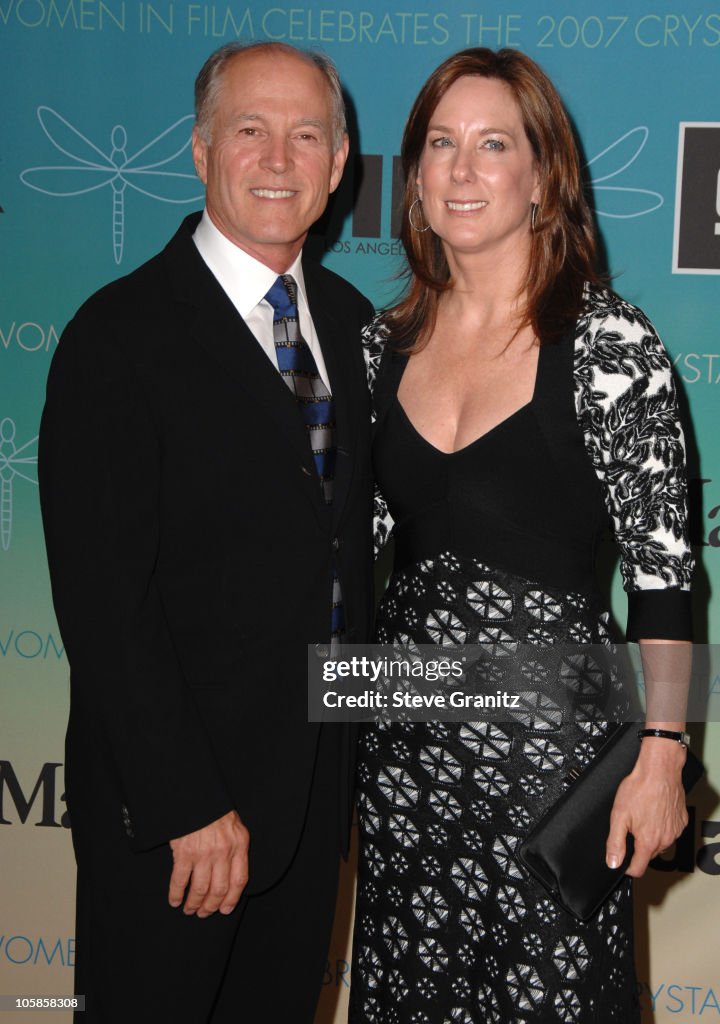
586, 126, 663, 219
21, 107, 204, 264
0, 418, 38, 552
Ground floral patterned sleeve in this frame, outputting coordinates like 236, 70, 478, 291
573, 288, 694, 640
362, 313, 395, 560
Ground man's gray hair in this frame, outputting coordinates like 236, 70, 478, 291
194, 41, 347, 150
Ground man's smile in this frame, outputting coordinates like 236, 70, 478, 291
250, 188, 298, 199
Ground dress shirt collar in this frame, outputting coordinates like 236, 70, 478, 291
192, 209, 309, 317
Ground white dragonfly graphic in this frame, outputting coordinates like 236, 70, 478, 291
0, 418, 38, 552
586, 126, 663, 219
21, 107, 204, 264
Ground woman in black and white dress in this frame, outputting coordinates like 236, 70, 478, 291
349, 48, 693, 1024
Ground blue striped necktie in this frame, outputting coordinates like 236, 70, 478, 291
264, 274, 345, 644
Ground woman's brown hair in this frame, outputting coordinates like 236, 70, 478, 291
386, 47, 603, 349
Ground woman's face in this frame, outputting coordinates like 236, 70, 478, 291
416, 75, 540, 262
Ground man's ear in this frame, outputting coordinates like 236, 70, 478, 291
329, 134, 350, 194
192, 126, 208, 185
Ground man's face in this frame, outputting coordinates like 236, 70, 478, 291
192, 49, 348, 272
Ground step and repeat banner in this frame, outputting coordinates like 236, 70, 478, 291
1, 1, 719, 1020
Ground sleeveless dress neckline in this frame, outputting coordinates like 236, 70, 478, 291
393, 341, 543, 458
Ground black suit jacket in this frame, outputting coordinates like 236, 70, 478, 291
39, 214, 374, 894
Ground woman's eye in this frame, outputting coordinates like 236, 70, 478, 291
430, 136, 452, 148
485, 138, 505, 151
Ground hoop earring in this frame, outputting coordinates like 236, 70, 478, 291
409, 197, 430, 233
531, 202, 539, 232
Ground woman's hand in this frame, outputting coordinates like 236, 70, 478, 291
605, 737, 688, 877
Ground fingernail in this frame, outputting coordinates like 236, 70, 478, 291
608, 855, 619, 869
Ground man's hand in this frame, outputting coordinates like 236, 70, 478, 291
168, 810, 249, 917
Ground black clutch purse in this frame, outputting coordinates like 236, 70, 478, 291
517, 722, 704, 922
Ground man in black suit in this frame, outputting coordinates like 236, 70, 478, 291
39, 41, 373, 1023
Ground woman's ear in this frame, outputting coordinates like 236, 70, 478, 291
531, 164, 541, 207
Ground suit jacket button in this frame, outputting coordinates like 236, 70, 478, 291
332, 537, 340, 551
120, 804, 135, 839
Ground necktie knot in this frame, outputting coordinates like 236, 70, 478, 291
265, 275, 298, 320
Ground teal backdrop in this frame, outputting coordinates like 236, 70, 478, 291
1, 2, 719, 1020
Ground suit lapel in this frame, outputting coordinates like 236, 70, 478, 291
161, 217, 324, 499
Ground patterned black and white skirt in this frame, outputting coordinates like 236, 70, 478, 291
349, 552, 640, 1024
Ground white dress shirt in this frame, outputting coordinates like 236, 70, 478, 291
192, 211, 331, 389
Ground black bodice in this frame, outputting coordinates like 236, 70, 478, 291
372, 336, 608, 598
